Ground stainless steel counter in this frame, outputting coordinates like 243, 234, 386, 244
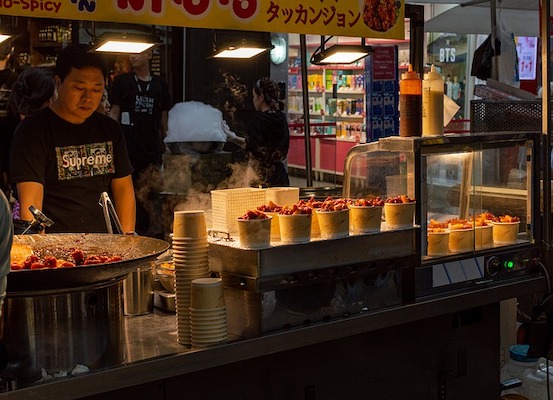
0, 273, 546, 400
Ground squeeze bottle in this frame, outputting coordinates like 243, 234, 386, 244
399, 64, 422, 137
422, 65, 444, 136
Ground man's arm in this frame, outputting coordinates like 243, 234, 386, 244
160, 110, 168, 139
16, 181, 44, 222
110, 175, 136, 234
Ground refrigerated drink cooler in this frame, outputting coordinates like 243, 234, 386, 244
343, 131, 542, 298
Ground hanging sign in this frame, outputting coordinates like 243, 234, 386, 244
0, 0, 404, 39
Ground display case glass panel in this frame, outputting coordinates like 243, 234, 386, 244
344, 133, 537, 260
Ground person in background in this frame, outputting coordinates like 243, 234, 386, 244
97, 88, 111, 116
109, 50, 170, 238
0, 41, 19, 198
9, 45, 136, 234
0, 190, 12, 317
8, 66, 57, 119
224, 77, 290, 187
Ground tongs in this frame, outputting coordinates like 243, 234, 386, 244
99, 192, 123, 234
20, 205, 54, 234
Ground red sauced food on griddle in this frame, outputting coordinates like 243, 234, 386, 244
11, 249, 122, 271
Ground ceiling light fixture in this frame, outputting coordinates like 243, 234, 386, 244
0, 34, 12, 45
311, 36, 373, 65
91, 32, 158, 54
210, 38, 273, 59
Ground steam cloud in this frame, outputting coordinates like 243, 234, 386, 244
165, 101, 227, 143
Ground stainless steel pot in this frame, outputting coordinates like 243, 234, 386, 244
1, 280, 126, 388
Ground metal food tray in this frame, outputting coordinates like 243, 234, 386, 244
208, 228, 419, 278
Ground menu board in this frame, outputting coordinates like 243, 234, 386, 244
365, 46, 399, 141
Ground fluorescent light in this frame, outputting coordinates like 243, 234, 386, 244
213, 46, 269, 59
94, 40, 155, 54
210, 39, 272, 59
311, 45, 373, 65
0, 34, 11, 45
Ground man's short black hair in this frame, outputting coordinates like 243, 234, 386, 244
55, 44, 107, 82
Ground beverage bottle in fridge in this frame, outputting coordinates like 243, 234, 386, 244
422, 65, 444, 136
399, 64, 422, 137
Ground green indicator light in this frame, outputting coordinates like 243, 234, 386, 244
505, 261, 514, 269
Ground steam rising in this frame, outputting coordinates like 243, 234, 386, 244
165, 101, 227, 143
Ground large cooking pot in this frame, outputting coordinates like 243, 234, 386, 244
8, 234, 169, 293
166, 141, 225, 154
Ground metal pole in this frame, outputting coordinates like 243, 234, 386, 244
490, 0, 498, 80
300, 34, 313, 187
541, 0, 552, 259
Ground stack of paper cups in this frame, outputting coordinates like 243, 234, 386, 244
172, 210, 211, 347
190, 277, 228, 348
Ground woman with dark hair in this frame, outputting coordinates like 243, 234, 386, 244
9, 66, 57, 119
225, 77, 290, 187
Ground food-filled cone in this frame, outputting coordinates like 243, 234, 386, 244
427, 231, 449, 256
384, 202, 415, 229
316, 209, 349, 239
475, 225, 493, 250
173, 210, 207, 238
448, 229, 474, 254
236, 216, 272, 249
265, 212, 280, 241
349, 206, 382, 234
311, 211, 320, 238
278, 213, 312, 244
492, 222, 520, 245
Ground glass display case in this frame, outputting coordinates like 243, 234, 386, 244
343, 132, 541, 295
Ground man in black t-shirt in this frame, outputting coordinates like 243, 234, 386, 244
10, 45, 136, 234
109, 50, 170, 238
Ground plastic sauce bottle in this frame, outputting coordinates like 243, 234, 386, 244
399, 64, 422, 137
422, 65, 444, 136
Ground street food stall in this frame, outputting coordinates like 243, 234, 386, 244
0, 1, 552, 399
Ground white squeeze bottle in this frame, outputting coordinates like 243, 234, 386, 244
422, 65, 444, 136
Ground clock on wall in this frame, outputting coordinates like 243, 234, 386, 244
270, 35, 287, 65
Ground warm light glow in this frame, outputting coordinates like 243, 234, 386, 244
0, 35, 11, 45
95, 40, 155, 54
213, 47, 269, 59
318, 50, 370, 64
312, 45, 373, 65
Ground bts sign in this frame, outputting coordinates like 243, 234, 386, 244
439, 47, 456, 63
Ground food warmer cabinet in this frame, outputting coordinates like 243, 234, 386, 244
343, 131, 542, 298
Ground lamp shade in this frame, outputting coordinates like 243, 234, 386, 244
210, 39, 273, 59
311, 45, 373, 65
91, 32, 158, 54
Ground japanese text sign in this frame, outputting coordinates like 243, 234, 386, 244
0, 0, 404, 39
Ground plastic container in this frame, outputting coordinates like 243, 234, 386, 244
422, 64, 444, 137
500, 344, 541, 399
399, 64, 422, 137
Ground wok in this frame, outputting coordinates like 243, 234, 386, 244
166, 141, 225, 154
8, 234, 169, 293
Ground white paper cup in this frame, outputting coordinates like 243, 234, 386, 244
190, 278, 225, 310
265, 212, 280, 241
427, 230, 449, 256
475, 225, 493, 250
278, 213, 312, 244
236, 216, 272, 249
492, 221, 520, 245
448, 229, 475, 254
384, 202, 415, 230
349, 206, 382, 234
173, 210, 207, 238
266, 187, 300, 206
